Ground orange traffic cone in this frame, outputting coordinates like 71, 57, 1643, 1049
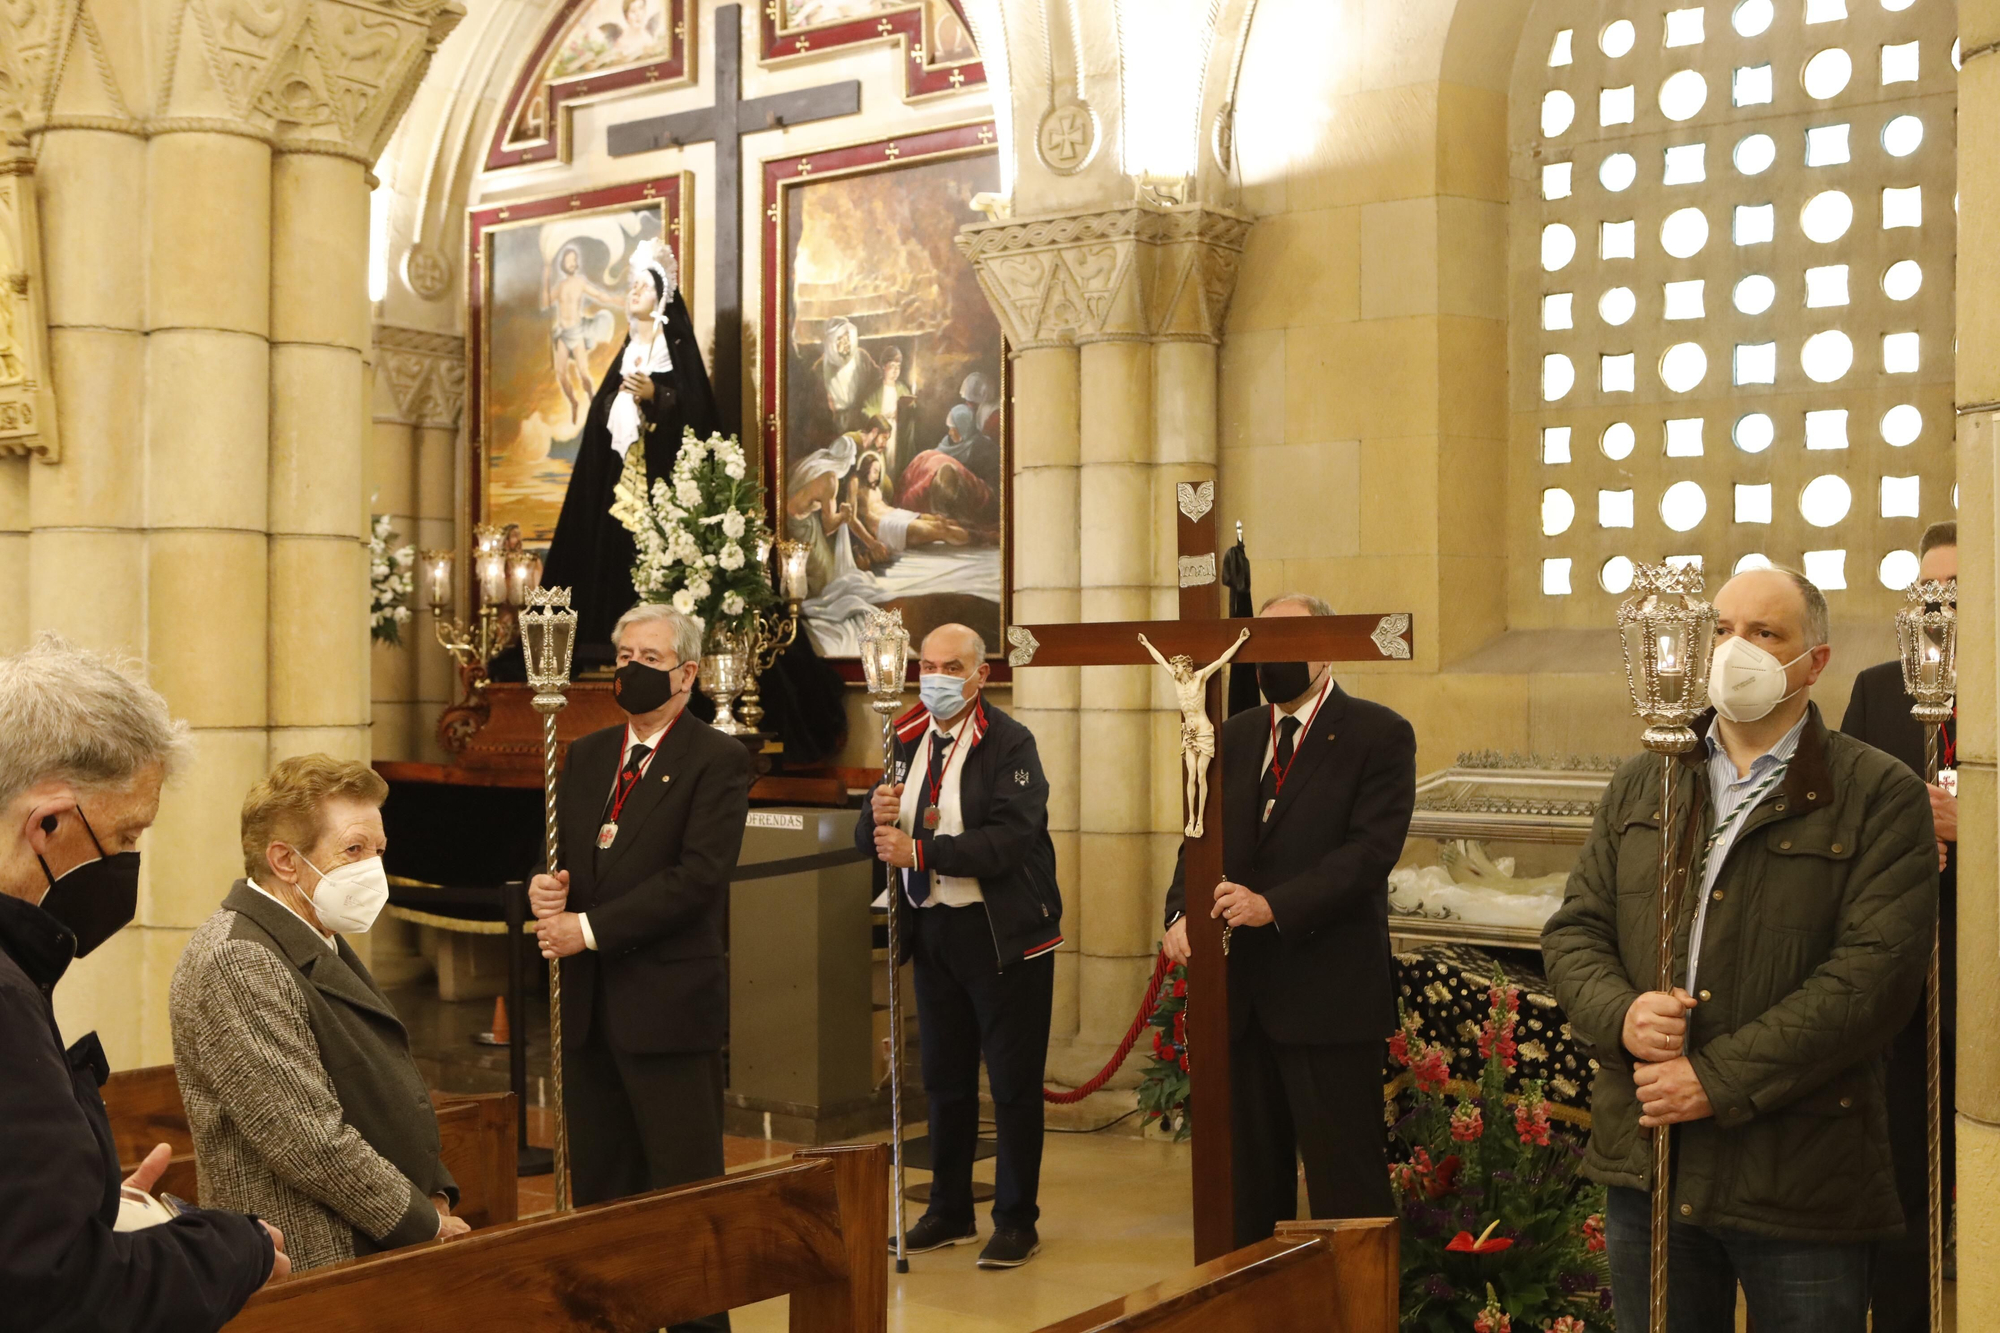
488, 996, 510, 1045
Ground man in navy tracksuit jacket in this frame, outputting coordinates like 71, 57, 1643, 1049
855, 623, 1062, 1270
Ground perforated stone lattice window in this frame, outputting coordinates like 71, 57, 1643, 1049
1512, 0, 1957, 625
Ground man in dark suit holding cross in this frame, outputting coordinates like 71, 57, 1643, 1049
1163, 592, 1418, 1248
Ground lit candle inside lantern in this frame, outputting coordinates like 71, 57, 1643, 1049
422, 551, 455, 613
1656, 630, 1686, 704
476, 551, 508, 605
778, 541, 811, 602
506, 552, 543, 606
1921, 637, 1943, 689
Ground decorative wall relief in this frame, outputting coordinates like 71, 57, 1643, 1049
0, 143, 57, 460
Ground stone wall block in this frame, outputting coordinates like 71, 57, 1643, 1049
272, 154, 370, 352
148, 529, 268, 728
269, 536, 368, 727
36, 329, 145, 528
1152, 342, 1218, 467
1080, 341, 1153, 466
1078, 830, 1158, 956
28, 531, 145, 656
370, 420, 417, 519
1078, 463, 1153, 590
271, 344, 367, 537
416, 425, 458, 520
146, 133, 271, 337
143, 726, 269, 931
1013, 467, 1082, 590
139, 927, 198, 1065
1075, 952, 1158, 1048
1078, 708, 1153, 829
49, 928, 144, 1069
1012, 347, 1081, 470
269, 726, 371, 766
36, 130, 146, 331
147, 329, 270, 529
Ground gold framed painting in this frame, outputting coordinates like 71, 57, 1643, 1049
758, 122, 1006, 665
469, 173, 692, 543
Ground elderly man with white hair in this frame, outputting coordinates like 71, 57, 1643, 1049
0, 636, 286, 1332
529, 603, 752, 1333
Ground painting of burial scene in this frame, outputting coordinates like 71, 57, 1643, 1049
482, 201, 669, 541
778, 149, 1005, 660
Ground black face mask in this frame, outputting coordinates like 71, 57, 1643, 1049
613, 660, 686, 715
37, 809, 140, 959
1257, 661, 1314, 706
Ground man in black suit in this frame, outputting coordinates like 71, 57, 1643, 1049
531, 602, 751, 1332
1843, 520, 1958, 1333
1163, 592, 1417, 1248
856, 623, 1062, 1270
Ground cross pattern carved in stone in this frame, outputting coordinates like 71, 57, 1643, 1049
1004, 480, 1416, 1264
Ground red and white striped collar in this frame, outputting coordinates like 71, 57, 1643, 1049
894, 696, 989, 749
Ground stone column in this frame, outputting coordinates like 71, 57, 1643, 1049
1076, 337, 1158, 1060
1953, 0, 1999, 1309
269, 150, 372, 770
1009, 345, 1083, 1046
959, 203, 1251, 1088
138, 127, 274, 1060
31, 125, 154, 1057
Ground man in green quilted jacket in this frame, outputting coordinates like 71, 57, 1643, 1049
1543, 567, 1937, 1333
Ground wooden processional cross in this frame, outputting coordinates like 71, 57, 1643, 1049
1005, 480, 1417, 1264
606, 3, 862, 435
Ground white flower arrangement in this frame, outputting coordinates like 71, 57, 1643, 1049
612, 429, 775, 639
368, 512, 417, 647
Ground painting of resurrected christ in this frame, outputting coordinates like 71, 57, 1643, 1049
775, 148, 1004, 660
481, 202, 668, 542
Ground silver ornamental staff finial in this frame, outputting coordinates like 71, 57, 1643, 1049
1895, 574, 1955, 1333
518, 587, 578, 1212
1616, 562, 1718, 755
1897, 577, 1958, 725
1614, 561, 1715, 1333
856, 606, 913, 1274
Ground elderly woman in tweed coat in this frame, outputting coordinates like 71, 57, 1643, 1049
169, 755, 470, 1272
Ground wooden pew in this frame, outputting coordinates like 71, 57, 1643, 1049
1034, 1218, 1398, 1333
100, 1066, 519, 1227
226, 1144, 888, 1333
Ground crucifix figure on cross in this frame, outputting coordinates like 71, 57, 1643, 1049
1004, 478, 1416, 1264
1139, 627, 1249, 839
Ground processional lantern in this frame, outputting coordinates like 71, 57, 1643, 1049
856, 606, 913, 1274
1614, 561, 1716, 1333
1616, 562, 1717, 756
1895, 575, 1955, 1333
1897, 578, 1958, 727
519, 586, 578, 1212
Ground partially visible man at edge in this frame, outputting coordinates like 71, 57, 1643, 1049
1843, 519, 1959, 1333
0, 635, 286, 1332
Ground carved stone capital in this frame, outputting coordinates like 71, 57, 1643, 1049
0, 141, 58, 460
3, 0, 463, 162
955, 202, 1252, 351
373, 323, 464, 428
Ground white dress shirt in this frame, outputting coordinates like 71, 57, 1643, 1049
1262, 670, 1334, 778
897, 714, 984, 907
577, 717, 675, 952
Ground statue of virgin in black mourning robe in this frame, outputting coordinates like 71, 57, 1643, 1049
537, 238, 720, 669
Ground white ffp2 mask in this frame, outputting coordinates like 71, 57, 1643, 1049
1706, 636, 1809, 723
297, 852, 390, 934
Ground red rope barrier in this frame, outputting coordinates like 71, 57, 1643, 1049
1043, 949, 1175, 1104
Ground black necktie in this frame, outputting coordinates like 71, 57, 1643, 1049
623, 743, 652, 779
1261, 716, 1301, 820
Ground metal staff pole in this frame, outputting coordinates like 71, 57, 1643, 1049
858, 608, 913, 1273
1896, 577, 1957, 1333
1615, 564, 1716, 1333
520, 587, 579, 1213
